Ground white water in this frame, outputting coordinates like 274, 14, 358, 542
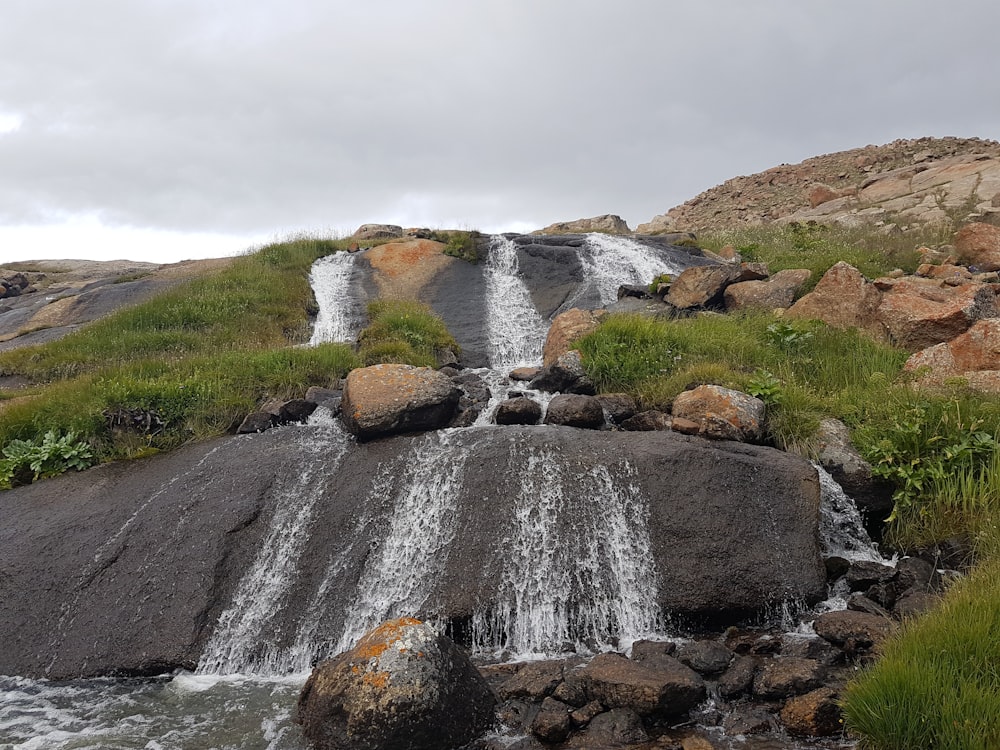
483, 235, 548, 370
197, 414, 351, 676
573, 233, 687, 307
308, 252, 361, 345
335, 430, 473, 653
815, 463, 883, 563
471, 448, 662, 658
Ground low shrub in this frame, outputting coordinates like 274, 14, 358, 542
357, 299, 459, 367
0, 430, 94, 488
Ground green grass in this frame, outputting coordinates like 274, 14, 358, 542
357, 299, 460, 368
842, 556, 1000, 749
0, 237, 361, 473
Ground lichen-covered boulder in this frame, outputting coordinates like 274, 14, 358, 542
723, 269, 811, 311
954, 221, 1000, 271
541, 308, 604, 367
786, 261, 885, 340
341, 364, 461, 440
666, 265, 741, 309
296, 618, 495, 750
875, 276, 997, 350
670, 385, 765, 442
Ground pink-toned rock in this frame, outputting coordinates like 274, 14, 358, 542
807, 184, 842, 208
876, 277, 997, 351
670, 385, 765, 442
786, 262, 885, 339
905, 319, 1000, 392
341, 364, 461, 440
666, 265, 742, 309
724, 269, 812, 311
915, 263, 974, 282
542, 308, 604, 367
954, 222, 1000, 271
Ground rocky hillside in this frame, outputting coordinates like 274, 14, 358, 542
638, 137, 1000, 234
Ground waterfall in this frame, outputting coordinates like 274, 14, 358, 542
471, 446, 661, 657
483, 235, 548, 370
570, 233, 687, 308
335, 430, 473, 653
308, 252, 361, 345
196, 414, 351, 676
815, 463, 883, 563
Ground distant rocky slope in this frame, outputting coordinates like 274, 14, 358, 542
638, 137, 1000, 234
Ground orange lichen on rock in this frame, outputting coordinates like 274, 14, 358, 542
366, 240, 453, 297
355, 617, 423, 660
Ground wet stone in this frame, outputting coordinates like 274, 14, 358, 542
677, 640, 733, 676
717, 655, 758, 699
497, 660, 565, 701
530, 697, 572, 743
752, 657, 826, 700
582, 707, 649, 747
845, 560, 896, 590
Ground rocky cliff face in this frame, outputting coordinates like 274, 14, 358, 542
639, 137, 1000, 233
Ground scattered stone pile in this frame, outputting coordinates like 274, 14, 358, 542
0, 272, 33, 299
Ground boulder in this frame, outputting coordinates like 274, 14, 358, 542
786, 262, 885, 340
954, 221, 1000, 270
353, 224, 404, 241
497, 660, 565, 701
236, 412, 274, 434
537, 215, 631, 235
530, 697, 572, 743
341, 364, 461, 440
666, 265, 741, 309
812, 610, 893, 653
494, 396, 543, 426
305, 386, 343, 413
570, 652, 705, 718
670, 385, 765, 442
620, 410, 672, 431
875, 277, 997, 350
296, 618, 495, 750
509, 367, 540, 381
596, 393, 639, 424
845, 560, 896, 590
542, 308, 604, 367
543, 394, 605, 429
905, 318, 1000, 392
676, 640, 733, 676
582, 707, 649, 746
717, 655, 758, 698
529, 350, 596, 395
752, 657, 826, 700
723, 269, 812, 311
780, 687, 842, 737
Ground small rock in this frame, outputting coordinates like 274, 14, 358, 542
509, 367, 540, 381
780, 687, 843, 737
530, 697, 571, 743
582, 707, 648, 746
752, 657, 826, 700
666, 265, 742, 309
570, 699, 605, 728
671, 385, 765, 442
846, 560, 896, 590
494, 397, 542, 426
723, 704, 776, 735
717, 655, 758, 699
847, 593, 892, 619
812, 610, 893, 654
236, 412, 274, 434
596, 393, 639, 424
677, 640, 733, 676
893, 590, 939, 619
543, 394, 605, 429
572, 652, 705, 718
620, 410, 672, 431
497, 660, 564, 701
529, 350, 596, 395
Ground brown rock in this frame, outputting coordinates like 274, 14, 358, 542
666, 265, 741, 309
670, 385, 765, 442
571, 652, 705, 718
876, 277, 997, 350
596, 393, 639, 424
296, 618, 495, 750
916, 263, 974, 282
752, 657, 826, 700
497, 660, 565, 701
494, 397, 542, 426
340, 364, 462, 440
530, 697, 572, 743
542, 308, 603, 367
536, 214, 631, 235
582, 707, 649, 746
509, 367, 540, 381
904, 319, 1000, 392
717, 655, 759, 698
543, 394, 605, 429
812, 610, 893, 652
808, 183, 843, 208
569, 700, 605, 728
724, 268, 812, 311
780, 687, 842, 737
893, 590, 939, 619
786, 262, 885, 339
955, 221, 1000, 270
353, 223, 403, 241
670, 416, 700, 435
620, 410, 672, 431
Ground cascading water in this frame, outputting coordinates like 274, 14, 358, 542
197, 413, 351, 676
568, 233, 687, 308
482, 235, 548, 370
471, 447, 662, 658
815, 463, 883, 563
308, 251, 362, 345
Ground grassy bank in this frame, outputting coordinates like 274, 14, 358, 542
0, 238, 361, 482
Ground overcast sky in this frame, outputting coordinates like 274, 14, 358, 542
2, 1, 999, 264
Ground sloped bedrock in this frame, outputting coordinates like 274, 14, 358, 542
0, 426, 825, 679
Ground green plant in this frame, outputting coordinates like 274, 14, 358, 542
439, 231, 480, 263
764, 321, 814, 351
647, 272, 673, 294
573, 313, 686, 392
357, 299, 460, 367
744, 369, 783, 405
0, 430, 94, 488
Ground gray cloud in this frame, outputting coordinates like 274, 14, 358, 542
1, 0, 999, 260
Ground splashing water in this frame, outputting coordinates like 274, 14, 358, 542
815, 463, 883, 563
308, 252, 361, 345
483, 235, 548, 370
576, 233, 686, 307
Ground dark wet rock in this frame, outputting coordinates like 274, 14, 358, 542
450, 371, 492, 426
497, 660, 564, 701
724, 629, 781, 656
847, 593, 893, 619
723, 705, 776, 735
530, 350, 597, 395
752, 657, 826, 700
341, 364, 461, 440
620, 410, 672, 431
305, 386, 342, 413
236, 411, 274, 434
618, 283, 652, 300
582, 707, 649, 746
893, 589, 939, 619
496, 700, 539, 733
779, 687, 843, 737
543, 394, 605, 429
717, 655, 758, 699
269, 398, 318, 424
630, 639, 677, 664
494, 396, 542, 426
571, 652, 705, 718
296, 618, 495, 750
509, 367, 540, 381
780, 635, 843, 667
815, 418, 893, 524
823, 555, 851, 580
677, 640, 733, 676
845, 560, 896, 590
596, 393, 639, 424
552, 677, 588, 707
894, 555, 935, 591
812, 610, 893, 654
530, 697, 572, 743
